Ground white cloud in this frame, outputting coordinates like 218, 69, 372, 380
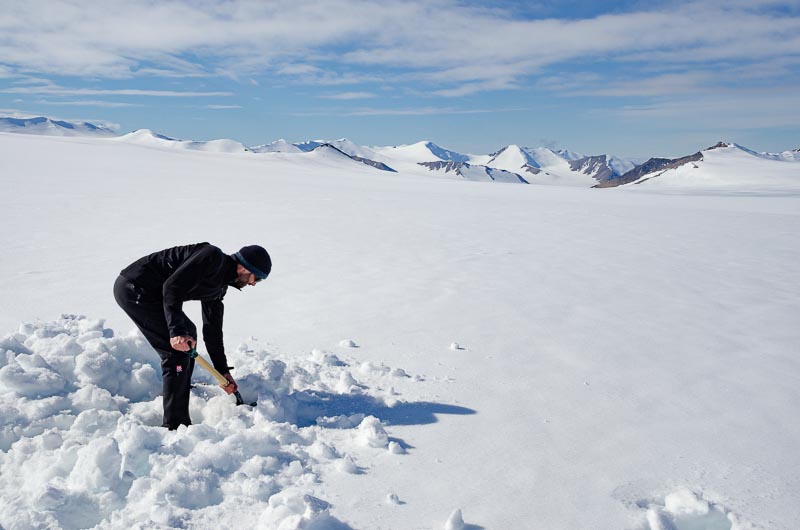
0, 0, 797, 98
34, 99, 144, 108
289, 106, 522, 117
319, 92, 377, 100
0, 85, 232, 97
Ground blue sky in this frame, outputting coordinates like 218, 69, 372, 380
1, 0, 799, 158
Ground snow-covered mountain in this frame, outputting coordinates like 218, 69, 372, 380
598, 142, 800, 191
2, 115, 795, 190
373, 140, 470, 164
486, 145, 542, 174
568, 154, 637, 184
115, 129, 249, 153
733, 143, 800, 163
293, 140, 324, 152
311, 143, 396, 172
249, 139, 303, 153
0, 116, 117, 137
484, 145, 632, 187
418, 161, 528, 183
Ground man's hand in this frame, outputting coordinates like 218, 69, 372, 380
170, 335, 197, 352
221, 373, 238, 395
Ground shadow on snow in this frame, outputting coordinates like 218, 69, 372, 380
288, 390, 477, 428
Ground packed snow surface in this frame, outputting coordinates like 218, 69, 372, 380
1, 132, 799, 529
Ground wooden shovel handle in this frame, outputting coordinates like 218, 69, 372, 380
188, 347, 230, 386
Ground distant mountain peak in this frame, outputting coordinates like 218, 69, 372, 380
487, 145, 540, 170
249, 138, 302, 153
402, 140, 467, 162
707, 141, 734, 150
0, 116, 117, 137
595, 151, 704, 188
418, 161, 528, 183
313, 143, 396, 172
126, 128, 176, 141
556, 148, 585, 161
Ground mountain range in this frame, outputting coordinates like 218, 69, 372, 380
2, 115, 798, 190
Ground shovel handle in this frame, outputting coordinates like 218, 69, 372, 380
186, 347, 253, 406
187, 347, 230, 387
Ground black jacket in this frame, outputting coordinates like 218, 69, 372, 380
120, 242, 237, 373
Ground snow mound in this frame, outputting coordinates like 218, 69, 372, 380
444, 508, 465, 530
0, 315, 427, 530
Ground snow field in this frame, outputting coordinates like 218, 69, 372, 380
1, 132, 799, 529
0, 315, 421, 530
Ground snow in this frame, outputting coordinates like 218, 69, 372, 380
486, 145, 608, 186
114, 129, 249, 153
250, 139, 304, 153
0, 116, 117, 137
486, 144, 539, 171
445, 509, 465, 530
729, 143, 800, 163
632, 144, 800, 192
1, 131, 800, 529
324, 139, 384, 161
373, 141, 468, 164
608, 155, 637, 176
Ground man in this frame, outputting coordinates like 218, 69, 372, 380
113, 242, 271, 429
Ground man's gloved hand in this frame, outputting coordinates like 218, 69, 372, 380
170, 335, 197, 352
221, 373, 238, 395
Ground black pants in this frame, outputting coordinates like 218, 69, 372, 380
113, 275, 195, 429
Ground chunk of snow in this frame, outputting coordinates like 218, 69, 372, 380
664, 488, 710, 516
445, 509, 465, 530
358, 416, 389, 448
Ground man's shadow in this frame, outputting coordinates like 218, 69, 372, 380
286, 389, 477, 429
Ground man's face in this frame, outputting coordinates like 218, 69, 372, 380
232, 264, 257, 289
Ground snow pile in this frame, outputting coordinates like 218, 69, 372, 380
0, 315, 418, 530
640, 489, 756, 530
444, 508, 465, 530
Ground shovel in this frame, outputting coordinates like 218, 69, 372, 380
187, 346, 257, 406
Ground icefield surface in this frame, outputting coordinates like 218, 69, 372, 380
1, 132, 798, 529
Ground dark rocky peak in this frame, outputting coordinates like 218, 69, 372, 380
707, 141, 732, 150
595, 151, 703, 188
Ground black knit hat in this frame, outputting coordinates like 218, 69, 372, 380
233, 245, 271, 280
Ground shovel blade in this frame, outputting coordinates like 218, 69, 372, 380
234, 390, 257, 407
